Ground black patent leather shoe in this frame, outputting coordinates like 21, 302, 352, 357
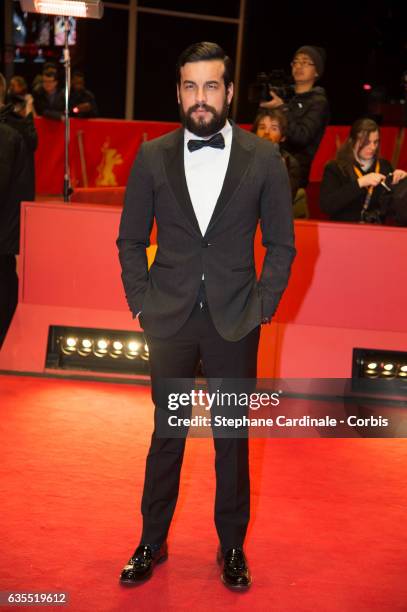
217, 547, 252, 590
119, 543, 168, 584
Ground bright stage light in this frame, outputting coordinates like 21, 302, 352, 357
139, 342, 150, 361
352, 348, 407, 399
364, 361, 379, 378
365, 369, 379, 378
61, 335, 78, 355
94, 338, 109, 358
47, 326, 150, 375
125, 339, 141, 360
110, 340, 124, 359
20, 0, 104, 19
382, 363, 395, 378
128, 340, 140, 353
78, 338, 92, 356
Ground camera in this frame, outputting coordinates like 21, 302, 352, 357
360, 173, 393, 224
248, 70, 294, 104
360, 208, 383, 224
383, 172, 393, 191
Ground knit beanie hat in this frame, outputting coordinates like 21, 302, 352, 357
294, 46, 326, 78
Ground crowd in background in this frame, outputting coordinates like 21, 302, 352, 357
251, 45, 407, 224
7, 63, 98, 120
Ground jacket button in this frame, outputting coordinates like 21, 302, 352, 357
201, 240, 209, 248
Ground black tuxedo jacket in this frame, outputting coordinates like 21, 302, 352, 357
117, 123, 296, 341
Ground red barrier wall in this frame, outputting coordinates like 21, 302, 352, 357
35, 118, 180, 195
256, 220, 407, 376
1, 202, 406, 379
35, 118, 406, 195
20, 203, 127, 312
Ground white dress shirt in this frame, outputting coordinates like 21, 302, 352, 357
184, 120, 233, 236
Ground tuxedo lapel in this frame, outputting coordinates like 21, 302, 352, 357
163, 129, 202, 235
162, 124, 255, 237
205, 124, 255, 235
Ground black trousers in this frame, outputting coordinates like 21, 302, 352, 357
0, 255, 18, 349
141, 299, 260, 552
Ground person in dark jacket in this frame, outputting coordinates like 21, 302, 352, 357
252, 108, 308, 217
1, 75, 38, 195
7, 75, 35, 117
117, 41, 295, 591
69, 71, 98, 118
33, 68, 65, 120
261, 45, 330, 187
0, 75, 34, 347
320, 118, 407, 223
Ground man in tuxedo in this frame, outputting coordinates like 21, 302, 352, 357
117, 42, 295, 590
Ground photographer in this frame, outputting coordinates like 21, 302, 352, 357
69, 71, 98, 118
33, 68, 65, 121
320, 118, 407, 223
260, 45, 329, 188
7, 76, 35, 117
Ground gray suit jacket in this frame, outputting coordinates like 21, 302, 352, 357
117, 123, 296, 341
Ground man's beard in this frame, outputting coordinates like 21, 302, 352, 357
179, 98, 229, 137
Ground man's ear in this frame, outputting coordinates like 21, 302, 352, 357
226, 82, 234, 105
176, 84, 180, 104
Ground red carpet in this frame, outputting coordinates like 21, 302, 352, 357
0, 374, 406, 611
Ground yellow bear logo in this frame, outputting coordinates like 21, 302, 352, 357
95, 139, 123, 186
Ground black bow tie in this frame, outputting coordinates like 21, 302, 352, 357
187, 132, 225, 152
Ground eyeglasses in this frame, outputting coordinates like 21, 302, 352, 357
291, 60, 315, 67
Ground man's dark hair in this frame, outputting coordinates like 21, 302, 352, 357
251, 109, 288, 138
176, 41, 233, 89
43, 68, 58, 80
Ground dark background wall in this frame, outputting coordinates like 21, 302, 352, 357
241, 1, 406, 124
1, 0, 406, 124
